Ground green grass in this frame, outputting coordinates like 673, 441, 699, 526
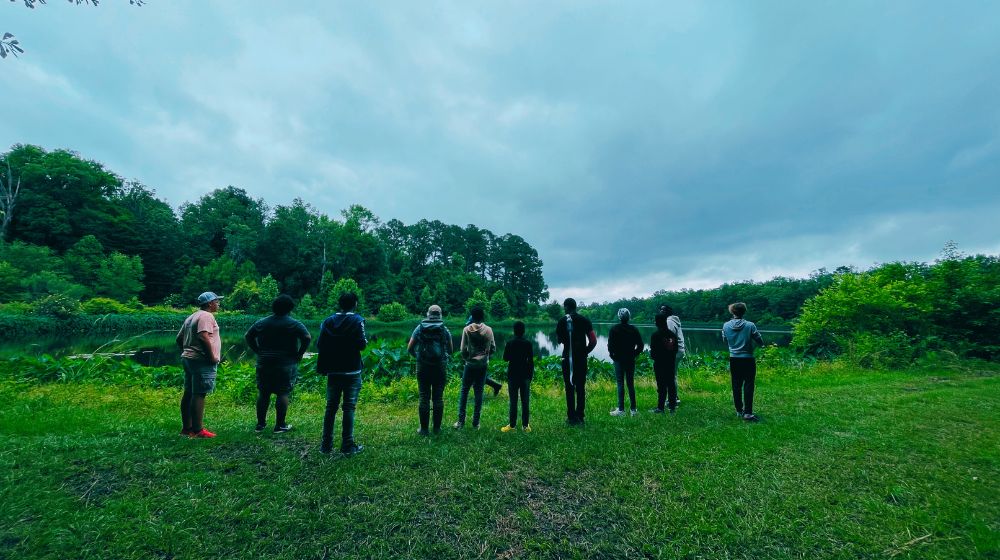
1, 363, 997, 559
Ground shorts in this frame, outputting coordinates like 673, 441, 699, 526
182, 357, 218, 394
256, 363, 298, 395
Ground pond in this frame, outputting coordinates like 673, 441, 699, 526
1, 321, 791, 367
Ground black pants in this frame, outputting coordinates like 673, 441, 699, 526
417, 361, 447, 432
654, 357, 678, 411
508, 376, 530, 427
322, 374, 362, 452
729, 357, 757, 414
485, 376, 502, 393
613, 360, 637, 411
562, 355, 587, 422
457, 364, 487, 426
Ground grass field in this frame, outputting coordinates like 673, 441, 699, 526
1, 362, 997, 559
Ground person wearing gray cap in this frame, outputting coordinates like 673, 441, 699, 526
407, 304, 453, 435
175, 291, 224, 438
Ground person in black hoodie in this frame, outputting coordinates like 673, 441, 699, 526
649, 312, 679, 413
500, 321, 534, 432
607, 308, 643, 416
555, 298, 597, 425
317, 292, 367, 455
407, 304, 453, 435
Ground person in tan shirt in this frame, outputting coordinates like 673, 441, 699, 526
176, 291, 223, 438
454, 306, 496, 429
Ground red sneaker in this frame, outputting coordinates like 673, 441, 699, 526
190, 428, 216, 438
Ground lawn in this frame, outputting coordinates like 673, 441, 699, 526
1, 362, 997, 559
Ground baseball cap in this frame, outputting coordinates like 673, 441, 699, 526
196, 292, 224, 305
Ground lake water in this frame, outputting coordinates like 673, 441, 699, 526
2, 322, 790, 366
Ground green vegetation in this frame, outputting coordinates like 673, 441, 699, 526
1, 353, 996, 559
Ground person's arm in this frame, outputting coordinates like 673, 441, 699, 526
607, 328, 618, 361
198, 331, 219, 364
444, 327, 454, 355
175, 326, 184, 349
460, 329, 470, 361
633, 329, 644, 358
752, 324, 764, 347
488, 329, 497, 359
356, 318, 368, 351
503, 341, 512, 362
586, 330, 597, 354
527, 345, 535, 380
244, 325, 259, 355
296, 324, 311, 361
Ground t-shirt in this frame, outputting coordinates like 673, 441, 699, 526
555, 312, 594, 358
244, 314, 311, 367
503, 336, 534, 380
179, 310, 221, 362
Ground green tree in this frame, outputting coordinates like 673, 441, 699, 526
64, 234, 104, 287
465, 288, 490, 318
328, 277, 364, 312
95, 252, 145, 301
377, 302, 408, 322
297, 294, 318, 319
489, 290, 511, 320
258, 274, 280, 314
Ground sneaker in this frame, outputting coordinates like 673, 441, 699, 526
743, 413, 760, 422
432, 428, 441, 435
523, 425, 532, 433
273, 424, 293, 433
190, 428, 216, 438
417, 428, 430, 437
319, 445, 333, 454
609, 409, 625, 417
180, 428, 194, 436
472, 424, 481, 430
669, 408, 676, 414
492, 385, 501, 397
254, 424, 266, 433
500, 424, 515, 433
453, 421, 464, 430
630, 409, 638, 417
341, 444, 364, 456
650, 408, 665, 414
736, 410, 744, 419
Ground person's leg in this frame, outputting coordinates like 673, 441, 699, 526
674, 352, 684, 400
743, 359, 757, 415
190, 394, 207, 431
508, 379, 519, 427
416, 364, 432, 432
180, 359, 194, 432
654, 361, 667, 410
275, 393, 290, 427
431, 364, 446, 432
729, 357, 744, 415
485, 375, 502, 396
562, 358, 575, 422
275, 364, 296, 428
321, 376, 341, 452
575, 359, 587, 421
625, 362, 637, 412
521, 380, 530, 427
613, 360, 625, 411
255, 390, 270, 427
472, 366, 487, 427
666, 355, 678, 411
340, 374, 362, 451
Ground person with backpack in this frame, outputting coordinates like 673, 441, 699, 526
316, 292, 367, 456
466, 314, 503, 397
407, 304, 454, 435
455, 306, 496, 429
722, 302, 765, 422
555, 298, 597, 425
500, 321, 534, 432
649, 312, 680, 413
659, 304, 687, 405
607, 307, 644, 416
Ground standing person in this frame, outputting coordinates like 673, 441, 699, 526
501, 321, 534, 432
660, 305, 686, 405
607, 308, 644, 416
649, 313, 680, 413
722, 302, 765, 422
317, 292, 367, 455
455, 306, 495, 429
407, 304, 453, 435
555, 298, 597, 425
175, 291, 224, 438
244, 294, 311, 434
466, 314, 503, 396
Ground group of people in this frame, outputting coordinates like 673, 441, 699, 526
175, 291, 765, 455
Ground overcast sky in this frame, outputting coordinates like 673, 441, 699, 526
3, 1, 998, 304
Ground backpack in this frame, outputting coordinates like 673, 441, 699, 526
661, 327, 679, 354
416, 323, 447, 363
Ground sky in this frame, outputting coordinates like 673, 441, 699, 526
3, 1, 999, 304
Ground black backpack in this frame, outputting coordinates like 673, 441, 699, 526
661, 326, 679, 354
416, 323, 447, 363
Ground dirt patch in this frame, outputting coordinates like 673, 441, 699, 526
64, 465, 125, 506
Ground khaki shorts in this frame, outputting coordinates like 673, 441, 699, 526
182, 357, 217, 394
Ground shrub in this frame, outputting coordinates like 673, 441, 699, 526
34, 294, 81, 319
81, 298, 131, 315
377, 302, 408, 322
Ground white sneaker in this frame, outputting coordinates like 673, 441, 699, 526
630, 409, 638, 417
609, 409, 625, 417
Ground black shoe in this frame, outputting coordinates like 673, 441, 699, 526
742, 413, 760, 422
492, 384, 501, 397
341, 444, 364, 456
650, 408, 665, 414
417, 428, 430, 437
432, 427, 441, 435
273, 424, 293, 433
319, 446, 333, 454
254, 423, 266, 433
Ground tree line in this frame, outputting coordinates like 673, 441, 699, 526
0, 144, 548, 318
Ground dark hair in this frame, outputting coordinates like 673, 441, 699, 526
272, 294, 295, 316
729, 302, 747, 318
654, 312, 668, 329
339, 292, 359, 312
660, 304, 673, 316
470, 305, 486, 323
513, 321, 525, 337
563, 298, 577, 313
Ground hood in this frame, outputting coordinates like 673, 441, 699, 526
420, 319, 445, 330
323, 312, 358, 335
466, 322, 486, 334
728, 318, 746, 331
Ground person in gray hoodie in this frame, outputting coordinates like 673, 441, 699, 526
721, 302, 765, 422
660, 304, 686, 405
455, 305, 496, 429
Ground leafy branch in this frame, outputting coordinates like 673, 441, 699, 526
3, 0, 145, 59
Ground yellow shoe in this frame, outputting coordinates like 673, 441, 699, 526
522, 425, 532, 433
500, 424, 514, 433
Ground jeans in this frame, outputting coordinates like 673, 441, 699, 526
322, 373, 362, 451
729, 357, 757, 414
417, 361, 447, 432
457, 363, 487, 426
562, 354, 588, 421
654, 357, 678, 411
508, 377, 530, 427
613, 360, 636, 411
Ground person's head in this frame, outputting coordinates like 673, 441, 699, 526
513, 321, 525, 337
426, 304, 442, 320
617, 308, 631, 323
728, 302, 747, 318
470, 305, 486, 323
563, 298, 577, 313
338, 292, 359, 312
660, 304, 674, 317
197, 291, 223, 311
654, 312, 668, 330
272, 294, 295, 316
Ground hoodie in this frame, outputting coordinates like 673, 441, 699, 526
722, 318, 764, 358
666, 315, 686, 355
316, 312, 368, 374
460, 322, 496, 366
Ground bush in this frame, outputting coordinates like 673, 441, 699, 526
0, 301, 33, 315
377, 302, 408, 322
34, 294, 81, 319
81, 298, 131, 314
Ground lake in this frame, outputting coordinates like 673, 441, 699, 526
1, 321, 791, 366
